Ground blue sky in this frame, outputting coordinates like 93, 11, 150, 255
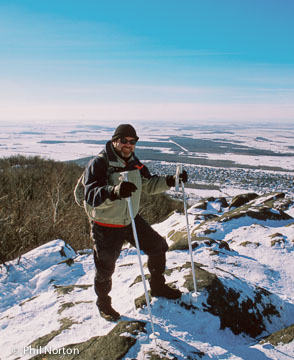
1, 0, 294, 124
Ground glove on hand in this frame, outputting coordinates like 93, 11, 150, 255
113, 181, 137, 199
166, 170, 188, 187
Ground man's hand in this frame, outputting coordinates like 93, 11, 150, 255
179, 170, 188, 184
113, 181, 137, 199
166, 170, 188, 187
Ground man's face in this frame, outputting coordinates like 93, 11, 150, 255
113, 137, 137, 159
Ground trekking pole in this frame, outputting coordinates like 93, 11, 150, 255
176, 165, 197, 297
175, 164, 181, 193
120, 172, 159, 340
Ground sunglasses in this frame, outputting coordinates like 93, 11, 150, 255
120, 137, 137, 145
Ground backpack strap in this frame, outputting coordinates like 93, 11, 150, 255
97, 151, 116, 183
98, 149, 129, 182
74, 172, 86, 207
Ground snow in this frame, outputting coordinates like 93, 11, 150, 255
1, 203, 294, 359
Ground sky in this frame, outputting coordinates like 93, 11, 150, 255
0, 0, 294, 125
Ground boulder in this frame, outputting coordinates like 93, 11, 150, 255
168, 234, 230, 252
183, 263, 281, 338
31, 321, 146, 360
207, 196, 229, 208
229, 193, 259, 209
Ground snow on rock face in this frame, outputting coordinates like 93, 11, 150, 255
182, 261, 286, 338
190, 192, 293, 242
0, 240, 76, 313
159, 192, 294, 343
135, 248, 293, 339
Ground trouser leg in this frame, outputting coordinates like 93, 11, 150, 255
124, 215, 169, 291
147, 253, 166, 291
91, 222, 124, 304
93, 245, 112, 304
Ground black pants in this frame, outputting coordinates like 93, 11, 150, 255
91, 215, 169, 301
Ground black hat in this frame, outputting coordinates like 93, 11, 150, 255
112, 124, 139, 141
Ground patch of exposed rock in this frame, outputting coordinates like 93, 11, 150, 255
182, 263, 281, 338
260, 323, 294, 346
229, 192, 259, 209
168, 233, 230, 252
31, 321, 146, 360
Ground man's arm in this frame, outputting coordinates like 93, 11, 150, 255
140, 163, 188, 194
84, 157, 115, 207
140, 163, 170, 195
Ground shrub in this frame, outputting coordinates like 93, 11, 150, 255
0, 156, 90, 264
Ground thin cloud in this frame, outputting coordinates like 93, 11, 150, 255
1, 101, 294, 123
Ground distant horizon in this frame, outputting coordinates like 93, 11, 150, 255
1, 119, 294, 128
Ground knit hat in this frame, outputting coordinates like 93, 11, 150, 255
111, 124, 139, 141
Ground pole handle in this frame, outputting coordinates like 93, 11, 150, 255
175, 164, 182, 192
120, 171, 129, 182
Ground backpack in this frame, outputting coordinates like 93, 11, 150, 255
73, 152, 116, 208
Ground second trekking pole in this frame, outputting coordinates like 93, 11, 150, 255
120, 172, 159, 340
176, 165, 197, 297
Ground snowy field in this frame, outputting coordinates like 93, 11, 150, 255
1, 122, 294, 170
2, 121, 294, 199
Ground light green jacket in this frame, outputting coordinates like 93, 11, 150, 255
84, 141, 170, 226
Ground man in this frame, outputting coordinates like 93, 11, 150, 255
84, 124, 187, 321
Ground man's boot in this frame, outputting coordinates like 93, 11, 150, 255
95, 280, 120, 321
97, 296, 121, 321
148, 254, 182, 300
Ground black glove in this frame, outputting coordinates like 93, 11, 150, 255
113, 181, 137, 199
166, 170, 188, 187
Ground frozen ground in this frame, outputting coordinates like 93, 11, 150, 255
1, 194, 294, 359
